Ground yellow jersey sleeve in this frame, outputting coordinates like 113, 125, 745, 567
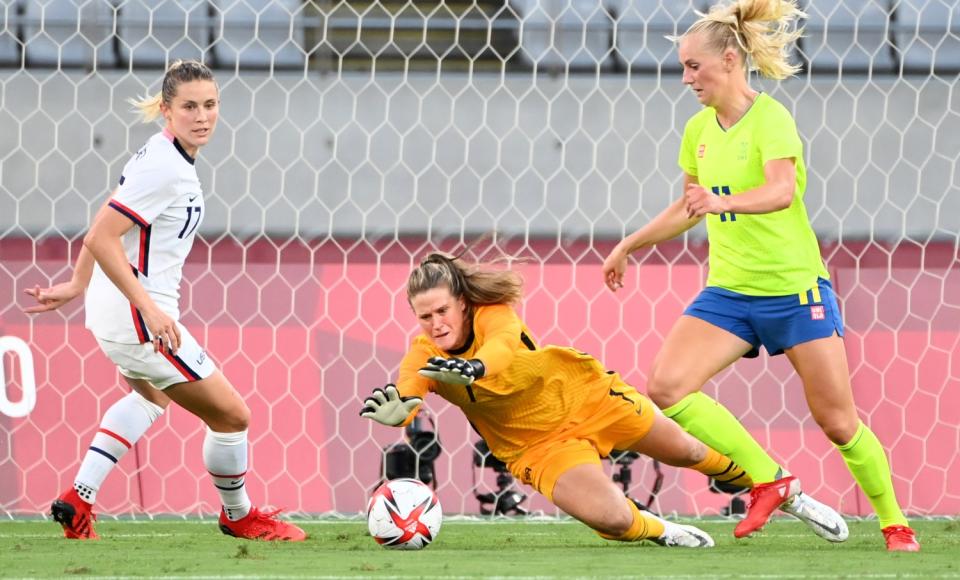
397, 339, 435, 401
390, 304, 623, 462
472, 303, 523, 377
678, 108, 711, 176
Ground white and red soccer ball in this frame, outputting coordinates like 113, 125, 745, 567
367, 478, 442, 550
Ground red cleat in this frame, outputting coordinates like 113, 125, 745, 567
734, 475, 800, 538
51, 488, 99, 540
218, 507, 307, 542
882, 525, 920, 552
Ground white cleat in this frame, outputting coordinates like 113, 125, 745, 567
651, 520, 715, 548
779, 492, 849, 543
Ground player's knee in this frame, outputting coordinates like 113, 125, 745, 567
820, 422, 857, 445
818, 416, 858, 446
213, 402, 250, 433
230, 404, 251, 432
646, 364, 689, 408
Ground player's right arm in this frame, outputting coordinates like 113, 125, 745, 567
23, 190, 116, 313
23, 247, 95, 313
84, 202, 180, 353
360, 342, 432, 427
602, 173, 703, 292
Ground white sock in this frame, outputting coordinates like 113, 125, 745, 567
74, 391, 165, 505
203, 428, 252, 521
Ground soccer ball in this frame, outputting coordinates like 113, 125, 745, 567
367, 478, 442, 550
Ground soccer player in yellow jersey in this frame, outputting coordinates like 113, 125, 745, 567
363, 252, 839, 547
602, 0, 918, 552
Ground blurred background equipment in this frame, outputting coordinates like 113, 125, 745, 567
379, 414, 442, 489
708, 476, 749, 517
608, 450, 664, 514
472, 439, 528, 516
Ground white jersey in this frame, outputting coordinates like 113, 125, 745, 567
86, 129, 204, 344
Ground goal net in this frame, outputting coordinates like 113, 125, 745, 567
1, 0, 958, 519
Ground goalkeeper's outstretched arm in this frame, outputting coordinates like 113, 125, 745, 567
359, 384, 423, 427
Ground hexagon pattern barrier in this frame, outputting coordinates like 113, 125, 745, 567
1, 1, 958, 518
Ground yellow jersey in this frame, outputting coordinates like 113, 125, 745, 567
397, 304, 626, 463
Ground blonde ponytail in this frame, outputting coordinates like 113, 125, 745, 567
128, 92, 163, 123
126, 59, 217, 124
679, 0, 806, 80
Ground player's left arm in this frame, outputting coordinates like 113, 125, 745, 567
684, 158, 796, 217
471, 304, 523, 377
686, 103, 802, 218
417, 305, 522, 386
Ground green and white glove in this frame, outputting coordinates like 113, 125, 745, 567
359, 384, 422, 426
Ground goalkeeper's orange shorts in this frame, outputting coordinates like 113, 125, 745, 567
507, 378, 656, 502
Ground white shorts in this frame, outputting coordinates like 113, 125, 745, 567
95, 323, 216, 390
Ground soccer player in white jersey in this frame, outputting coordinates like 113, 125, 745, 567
24, 60, 305, 541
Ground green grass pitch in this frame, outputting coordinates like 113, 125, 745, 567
1, 518, 957, 578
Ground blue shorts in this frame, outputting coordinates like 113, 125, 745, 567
683, 278, 844, 357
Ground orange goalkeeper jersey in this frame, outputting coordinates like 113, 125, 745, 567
397, 303, 625, 463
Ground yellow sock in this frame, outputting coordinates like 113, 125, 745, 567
690, 447, 754, 490
596, 499, 665, 542
836, 421, 908, 528
663, 392, 784, 483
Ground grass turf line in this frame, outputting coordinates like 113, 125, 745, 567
1, 519, 956, 578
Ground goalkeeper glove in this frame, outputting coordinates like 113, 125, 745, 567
359, 384, 422, 426
418, 356, 486, 386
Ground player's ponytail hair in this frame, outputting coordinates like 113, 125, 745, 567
407, 252, 523, 310
129, 59, 217, 123
677, 0, 805, 80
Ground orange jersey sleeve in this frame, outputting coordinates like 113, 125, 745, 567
470, 304, 523, 377
397, 340, 435, 401
397, 304, 622, 463
391, 340, 436, 427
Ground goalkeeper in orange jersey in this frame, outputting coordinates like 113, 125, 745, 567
361, 252, 845, 547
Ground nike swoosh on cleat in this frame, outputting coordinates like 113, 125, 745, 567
783, 497, 844, 538
808, 518, 843, 537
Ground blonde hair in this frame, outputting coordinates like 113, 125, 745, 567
407, 252, 523, 311
676, 0, 806, 80
128, 60, 217, 123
